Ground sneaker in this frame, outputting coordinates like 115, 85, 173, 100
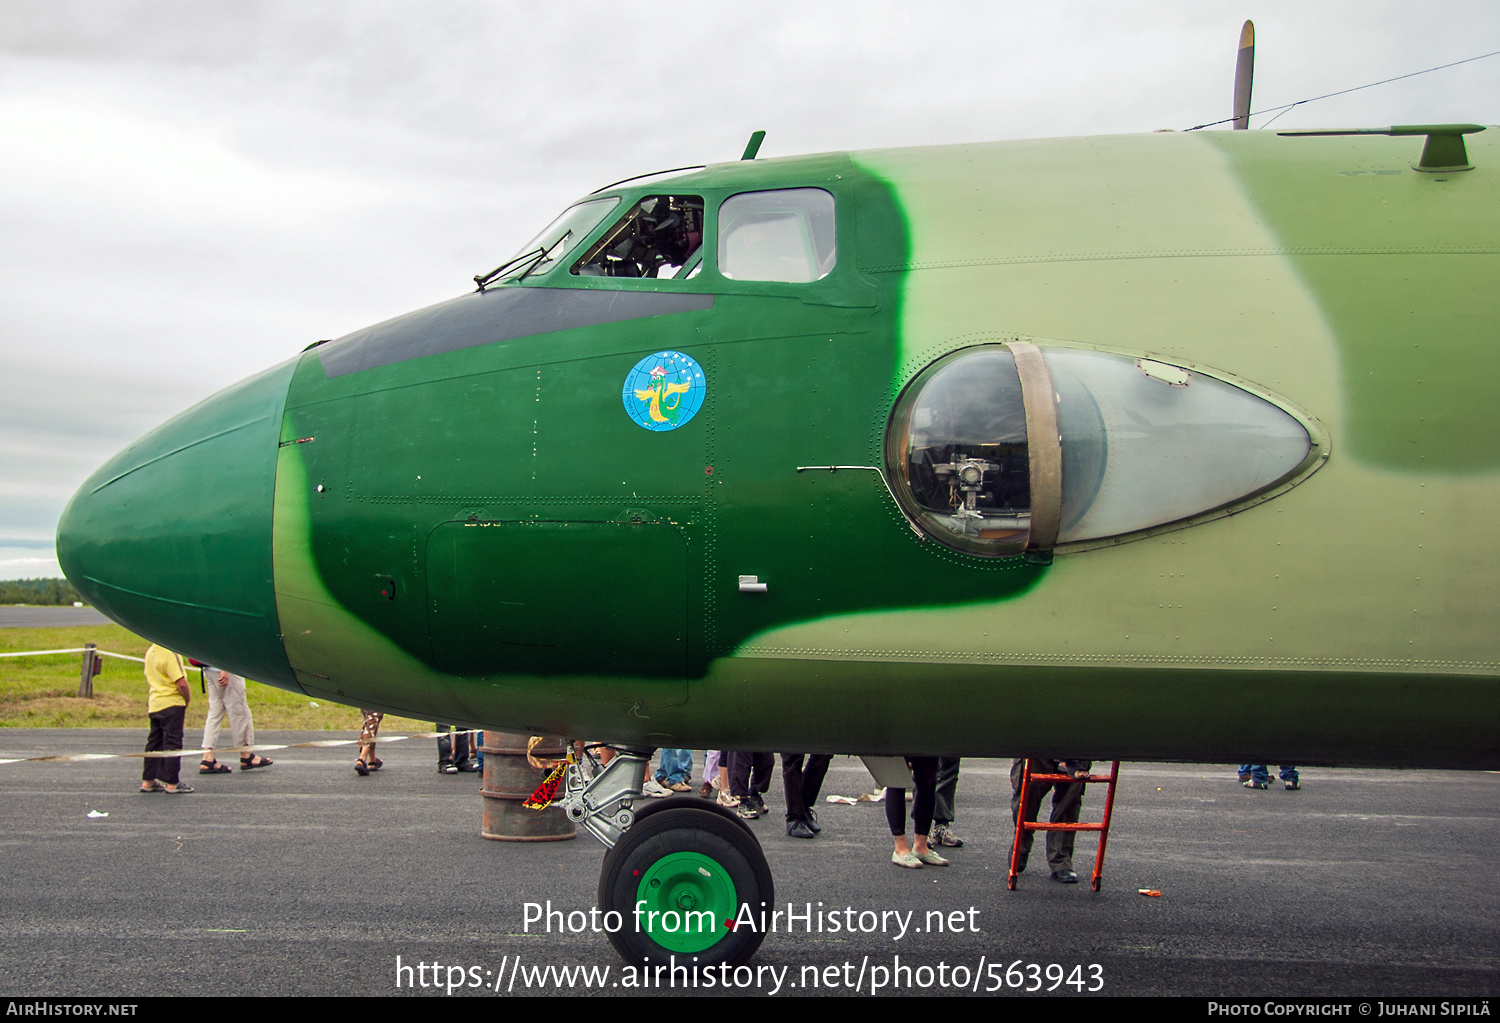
786, 818, 815, 839
1284, 780, 1300, 791
1242, 779, 1268, 790
668, 781, 693, 792
1050, 869, 1079, 884
892, 850, 923, 869
805, 808, 821, 834
642, 779, 671, 798
735, 801, 760, 820
914, 849, 949, 866
456, 762, 480, 773
747, 793, 768, 815
716, 790, 741, 809
931, 822, 964, 848
439, 763, 458, 775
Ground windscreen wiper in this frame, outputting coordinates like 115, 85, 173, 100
515, 231, 573, 283
473, 248, 544, 292
472, 230, 575, 291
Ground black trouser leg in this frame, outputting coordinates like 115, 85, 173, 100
801, 753, 831, 810
437, 724, 470, 767
781, 753, 830, 821
751, 752, 773, 794
1045, 780, 1085, 872
729, 751, 750, 797
781, 754, 807, 820
889, 756, 939, 837
143, 713, 165, 783
934, 756, 960, 825
145, 706, 185, 785
1010, 758, 1049, 865
908, 756, 938, 837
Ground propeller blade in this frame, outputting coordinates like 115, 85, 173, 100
1233, 20, 1255, 130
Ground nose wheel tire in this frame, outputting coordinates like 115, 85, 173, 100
598, 806, 774, 967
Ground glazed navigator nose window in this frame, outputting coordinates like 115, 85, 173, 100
1043, 349, 1313, 543
887, 343, 1321, 555
887, 346, 1035, 556
718, 188, 836, 282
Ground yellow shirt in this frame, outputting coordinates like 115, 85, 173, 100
144, 645, 188, 713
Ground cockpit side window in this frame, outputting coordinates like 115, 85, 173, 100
718, 188, 836, 283
571, 195, 704, 278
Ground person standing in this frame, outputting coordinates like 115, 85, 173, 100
779, 753, 832, 839
1010, 758, 1091, 883
654, 749, 695, 792
140, 644, 193, 794
198, 665, 271, 773
931, 756, 964, 848
1239, 764, 1299, 790
888, 756, 946, 867
437, 724, 478, 774
355, 710, 384, 776
728, 751, 774, 819
700, 750, 723, 798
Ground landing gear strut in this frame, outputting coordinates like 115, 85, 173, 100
557, 747, 774, 966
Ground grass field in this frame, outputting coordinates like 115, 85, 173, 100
0, 624, 427, 731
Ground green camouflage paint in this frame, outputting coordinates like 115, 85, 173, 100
1207, 129, 1500, 472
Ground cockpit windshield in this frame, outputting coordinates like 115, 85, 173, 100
572, 195, 704, 278
478, 197, 621, 287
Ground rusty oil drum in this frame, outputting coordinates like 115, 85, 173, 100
479, 731, 576, 842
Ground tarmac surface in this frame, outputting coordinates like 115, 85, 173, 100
0, 728, 1495, 998
0, 606, 112, 629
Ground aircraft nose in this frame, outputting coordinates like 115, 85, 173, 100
57, 359, 299, 688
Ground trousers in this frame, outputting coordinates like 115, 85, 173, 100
1010, 758, 1089, 872
729, 752, 773, 798
202, 670, 255, 754
437, 725, 472, 767
934, 756, 961, 824
655, 749, 694, 785
780, 753, 832, 822
143, 705, 186, 785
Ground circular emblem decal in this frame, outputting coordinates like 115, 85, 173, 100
622, 351, 706, 432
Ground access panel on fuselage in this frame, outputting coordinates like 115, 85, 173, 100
425, 519, 688, 681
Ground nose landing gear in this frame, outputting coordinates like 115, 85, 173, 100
558, 748, 774, 966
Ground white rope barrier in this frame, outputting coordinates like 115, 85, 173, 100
0, 647, 145, 663
0, 730, 483, 766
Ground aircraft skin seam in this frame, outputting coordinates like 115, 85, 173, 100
730, 647, 1500, 672
88, 414, 273, 494
863, 246, 1500, 273
347, 494, 708, 505
80, 575, 267, 619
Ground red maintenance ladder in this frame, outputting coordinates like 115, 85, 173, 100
1007, 760, 1121, 892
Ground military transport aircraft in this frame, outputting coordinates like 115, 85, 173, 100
54, 73, 1499, 965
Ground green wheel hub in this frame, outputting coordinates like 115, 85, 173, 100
634, 850, 738, 954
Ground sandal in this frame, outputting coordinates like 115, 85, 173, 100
200, 760, 231, 775
139, 780, 165, 793
240, 755, 273, 770
368, 757, 383, 771
354, 758, 370, 776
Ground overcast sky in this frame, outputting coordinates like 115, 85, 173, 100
3, 0, 1498, 579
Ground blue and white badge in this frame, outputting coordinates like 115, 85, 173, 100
622, 351, 706, 432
